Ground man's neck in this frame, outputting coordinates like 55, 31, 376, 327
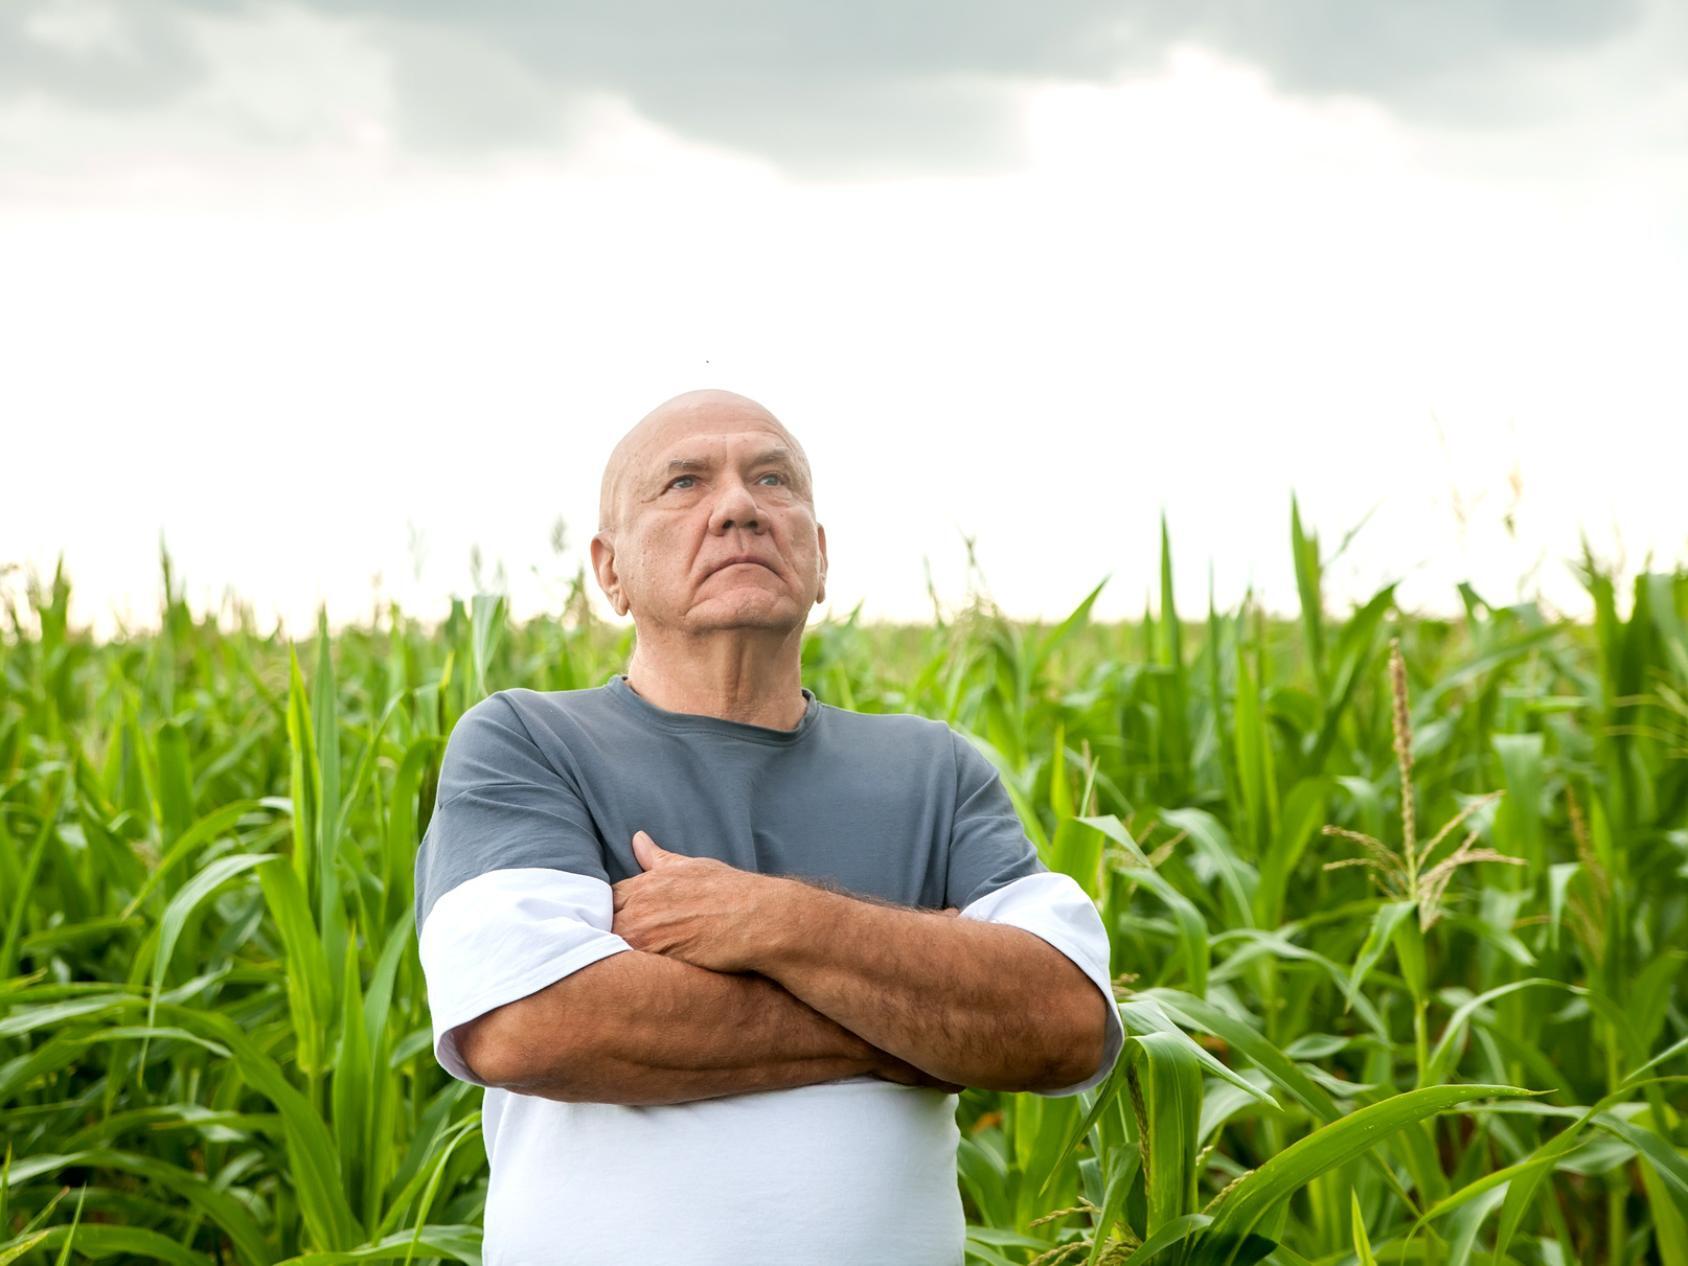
624, 631, 808, 730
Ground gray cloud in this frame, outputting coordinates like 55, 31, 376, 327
0, 0, 1668, 173
1155, 0, 1652, 126
0, 0, 206, 111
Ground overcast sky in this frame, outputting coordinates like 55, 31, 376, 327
2, 0, 1684, 638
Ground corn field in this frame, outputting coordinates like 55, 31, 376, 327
2, 509, 1685, 1265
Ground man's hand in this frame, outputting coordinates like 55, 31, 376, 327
611, 831, 964, 975
610, 831, 789, 974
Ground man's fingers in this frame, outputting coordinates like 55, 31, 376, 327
634, 828, 698, 872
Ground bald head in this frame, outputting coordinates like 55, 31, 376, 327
596, 389, 814, 537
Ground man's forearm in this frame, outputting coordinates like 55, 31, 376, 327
746, 883, 1108, 1093
460, 946, 948, 1105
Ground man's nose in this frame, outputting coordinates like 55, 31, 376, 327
709, 478, 764, 532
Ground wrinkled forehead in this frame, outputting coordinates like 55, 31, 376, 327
640, 414, 798, 467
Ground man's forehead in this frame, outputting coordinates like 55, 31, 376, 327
641, 426, 798, 471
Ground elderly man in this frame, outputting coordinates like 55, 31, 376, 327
414, 389, 1124, 1265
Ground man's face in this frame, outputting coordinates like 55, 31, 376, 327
592, 404, 828, 635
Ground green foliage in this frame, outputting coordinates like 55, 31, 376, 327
1, 525, 1685, 1264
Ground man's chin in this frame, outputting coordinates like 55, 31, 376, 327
685, 596, 809, 633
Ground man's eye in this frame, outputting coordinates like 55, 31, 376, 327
759, 473, 784, 485
668, 476, 696, 490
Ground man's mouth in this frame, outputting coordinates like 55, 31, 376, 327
710, 557, 772, 576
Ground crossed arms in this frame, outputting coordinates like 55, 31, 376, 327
455, 830, 1111, 1106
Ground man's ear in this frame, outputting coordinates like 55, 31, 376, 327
590, 532, 630, 617
815, 522, 828, 606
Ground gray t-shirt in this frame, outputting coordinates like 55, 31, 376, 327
416, 673, 1046, 932
413, 673, 1123, 1266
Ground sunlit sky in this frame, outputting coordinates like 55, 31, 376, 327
2, 1, 1684, 639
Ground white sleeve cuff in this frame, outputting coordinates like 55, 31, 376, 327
960, 871, 1125, 1097
418, 867, 634, 1086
